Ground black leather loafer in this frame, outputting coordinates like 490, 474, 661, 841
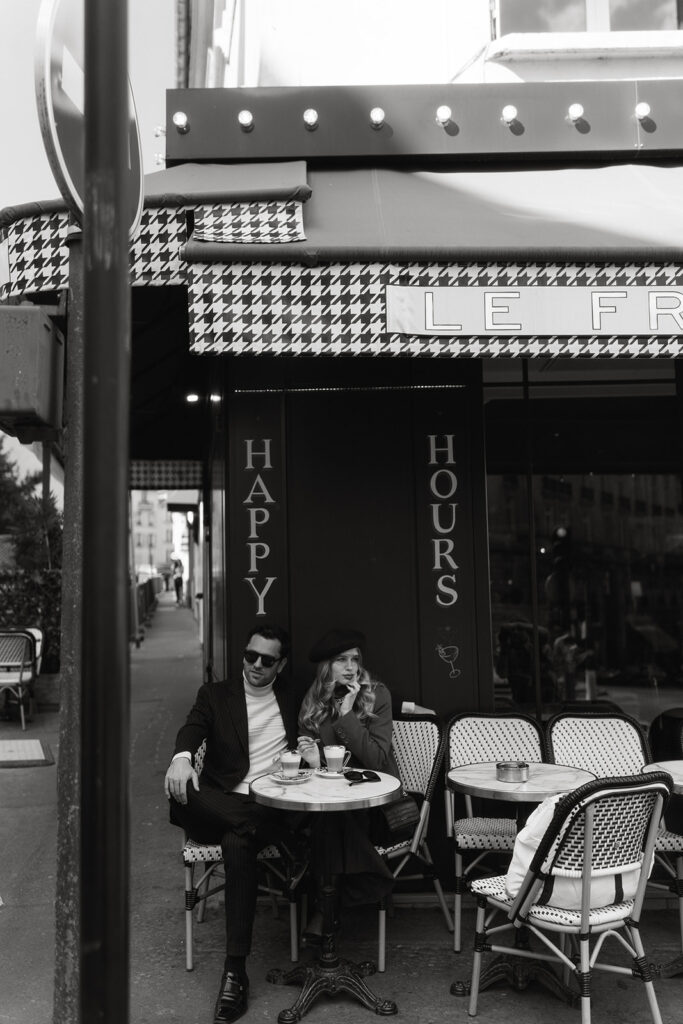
213, 970, 249, 1024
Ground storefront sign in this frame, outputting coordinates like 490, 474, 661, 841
242, 437, 277, 616
386, 285, 683, 336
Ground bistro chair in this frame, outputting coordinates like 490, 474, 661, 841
0, 629, 40, 731
374, 714, 453, 972
468, 772, 672, 1024
445, 712, 546, 951
178, 740, 308, 970
547, 710, 683, 959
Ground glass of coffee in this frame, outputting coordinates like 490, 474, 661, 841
323, 745, 351, 773
280, 750, 302, 778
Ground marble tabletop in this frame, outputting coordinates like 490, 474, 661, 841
251, 769, 401, 812
447, 761, 595, 802
643, 760, 683, 794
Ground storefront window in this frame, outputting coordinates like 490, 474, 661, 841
498, 0, 677, 34
485, 360, 683, 728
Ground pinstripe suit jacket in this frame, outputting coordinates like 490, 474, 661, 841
173, 677, 300, 793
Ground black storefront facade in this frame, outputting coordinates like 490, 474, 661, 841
3, 81, 683, 723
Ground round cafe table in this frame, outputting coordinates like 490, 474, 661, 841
447, 760, 595, 1007
251, 769, 401, 1023
447, 760, 595, 803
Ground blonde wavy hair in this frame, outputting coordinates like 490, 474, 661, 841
298, 651, 378, 733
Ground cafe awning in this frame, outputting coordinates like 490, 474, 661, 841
3, 160, 683, 358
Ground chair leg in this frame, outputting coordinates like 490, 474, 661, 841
420, 841, 454, 932
378, 898, 387, 973
628, 925, 664, 1024
467, 897, 486, 1018
184, 864, 195, 971
196, 864, 209, 923
454, 850, 464, 952
578, 936, 591, 1024
19, 693, 26, 732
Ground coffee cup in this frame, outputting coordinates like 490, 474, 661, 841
280, 750, 302, 778
323, 745, 351, 773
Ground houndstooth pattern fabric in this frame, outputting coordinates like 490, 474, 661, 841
471, 874, 635, 926
187, 261, 683, 357
2, 206, 186, 301
0, 212, 70, 299
129, 460, 202, 489
454, 816, 517, 850
548, 715, 646, 777
447, 714, 544, 770
194, 202, 305, 243
392, 718, 441, 797
130, 207, 187, 285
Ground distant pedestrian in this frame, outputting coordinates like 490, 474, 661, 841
173, 559, 184, 605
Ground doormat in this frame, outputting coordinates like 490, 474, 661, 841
0, 739, 55, 767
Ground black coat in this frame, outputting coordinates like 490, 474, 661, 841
173, 677, 300, 791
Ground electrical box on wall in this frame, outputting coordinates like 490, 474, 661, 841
0, 305, 64, 442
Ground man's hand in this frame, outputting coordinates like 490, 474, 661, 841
297, 735, 321, 768
164, 756, 199, 804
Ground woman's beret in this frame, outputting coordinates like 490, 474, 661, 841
309, 628, 366, 663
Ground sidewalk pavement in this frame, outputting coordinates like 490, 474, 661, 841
1, 588, 682, 1023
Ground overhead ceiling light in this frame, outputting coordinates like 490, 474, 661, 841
635, 101, 651, 121
185, 393, 200, 403
172, 111, 189, 134
303, 108, 319, 130
369, 107, 385, 129
238, 109, 254, 131
567, 103, 584, 123
501, 105, 518, 126
435, 105, 452, 127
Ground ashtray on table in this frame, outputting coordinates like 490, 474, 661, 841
496, 761, 529, 783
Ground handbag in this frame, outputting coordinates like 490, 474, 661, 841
373, 792, 421, 844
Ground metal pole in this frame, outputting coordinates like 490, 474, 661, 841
53, 228, 84, 1024
81, 1, 131, 1021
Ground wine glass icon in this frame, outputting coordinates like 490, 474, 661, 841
437, 643, 460, 679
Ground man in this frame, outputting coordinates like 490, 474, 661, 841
165, 623, 299, 1024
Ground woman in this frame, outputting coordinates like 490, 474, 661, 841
296, 628, 399, 940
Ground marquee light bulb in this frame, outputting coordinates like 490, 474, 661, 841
238, 109, 254, 131
172, 111, 189, 134
501, 105, 518, 126
369, 107, 385, 129
635, 101, 651, 121
567, 103, 584, 123
435, 105, 452, 127
303, 108, 319, 130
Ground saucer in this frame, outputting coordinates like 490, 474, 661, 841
270, 770, 314, 785
315, 767, 350, 779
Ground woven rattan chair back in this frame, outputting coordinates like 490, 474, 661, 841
543, 785, 662, 879
392, 715, 443, 797
547, 711, 650, 777
446, 712, 545, 771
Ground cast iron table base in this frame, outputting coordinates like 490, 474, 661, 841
655, 955, 683, 979
268, 950, 397, 1023
267, 874, 397, 1023
450, 929, 579, 1007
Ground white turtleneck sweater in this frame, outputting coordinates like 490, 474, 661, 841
172, 674, 289, 794
232, 675, 288, 794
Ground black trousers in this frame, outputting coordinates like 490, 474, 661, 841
170, 781, 291, 958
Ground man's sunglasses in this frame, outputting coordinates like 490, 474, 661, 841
243, 649, 280, 668
346, 769, 380, 785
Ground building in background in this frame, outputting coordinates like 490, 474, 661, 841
4, 1, 683, 723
